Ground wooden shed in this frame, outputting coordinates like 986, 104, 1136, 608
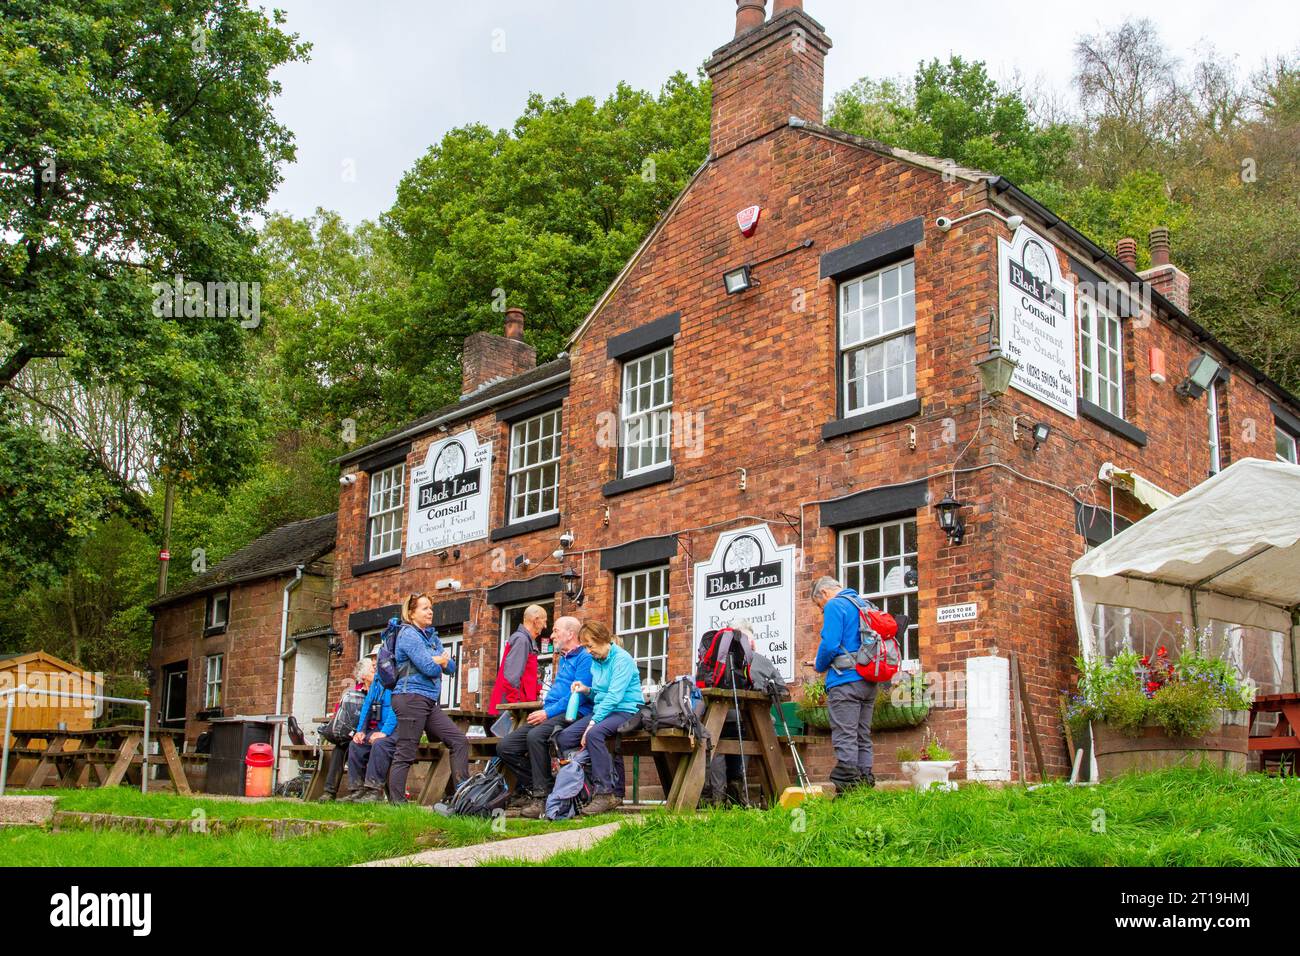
0, 651, 102, 742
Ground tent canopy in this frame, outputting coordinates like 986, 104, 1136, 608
1071, 458, 1300, 692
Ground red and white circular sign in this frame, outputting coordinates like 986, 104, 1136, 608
159, 550, 171, 561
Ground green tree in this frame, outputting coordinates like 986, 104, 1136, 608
0, 0, 309, 580
828, 56, 1072, 189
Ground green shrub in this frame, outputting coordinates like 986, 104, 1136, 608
1151, 680, 1219, 738
1102, 685, 1151, 737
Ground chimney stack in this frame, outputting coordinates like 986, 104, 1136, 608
734, 0, 766, 36
460, 308, 537, 397
706, 0, 831, 158
1115, 237, 1137, 272
1138, 226, 1190, 314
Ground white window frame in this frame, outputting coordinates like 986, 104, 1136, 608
367, 463, 405, 560
438, 631, 463, 710
1276, 425, 1297, 464
358, 629, 383, 660
1079, 296, 1124, 418
837, 517, 920, 665
508, 408, 562, 523
1207, 380, 1221, 474
615, 566, 669, 688
205, 591, 229, 632
203, 654, 223, 709
620, 346, 673, 477
839, 259, 917, 417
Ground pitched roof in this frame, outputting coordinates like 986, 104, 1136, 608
336, 356, 570, 467
150, 513, 337, 610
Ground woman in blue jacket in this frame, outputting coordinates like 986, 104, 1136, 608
386, 592, 470, 804
555, 621, 644, 814
341, 645, 398, 803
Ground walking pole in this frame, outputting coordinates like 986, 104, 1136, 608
730, 676, 750, 807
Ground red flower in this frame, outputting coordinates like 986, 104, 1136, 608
1156, 646, 1168, 657
1147, 681, 1160, 694
1140, 655, 1151, 666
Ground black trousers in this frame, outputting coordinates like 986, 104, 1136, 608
388, 694, 469, 803
322, 743, 348, 796
496, 714, 566, 796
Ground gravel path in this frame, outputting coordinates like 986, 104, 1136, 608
356, 819, 628, 867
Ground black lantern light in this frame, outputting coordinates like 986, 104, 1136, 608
935, 492, 966, 545
561, 566, 582, 602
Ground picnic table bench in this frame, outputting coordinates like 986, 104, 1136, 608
291, 707, 502, 803
616, 688, 791, 811
1249, 693, 1300, 773
3, 725, 191, 794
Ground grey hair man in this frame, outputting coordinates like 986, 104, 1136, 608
810, 575, 877, 790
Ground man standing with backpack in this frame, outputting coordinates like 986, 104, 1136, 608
810, 576, 877, 792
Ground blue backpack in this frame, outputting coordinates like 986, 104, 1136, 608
375, 618, 404, 690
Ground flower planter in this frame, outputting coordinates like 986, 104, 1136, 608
1091, 710, 1249, 781
900, 760, 959, 792
796, 705, 831, 731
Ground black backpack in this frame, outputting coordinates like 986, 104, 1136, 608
444, 759, 511, 818
696, 627, 754, 689
645, 676, 704, 735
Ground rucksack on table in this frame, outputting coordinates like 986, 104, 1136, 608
837, 596, 902, 683
696, 627, 754, 690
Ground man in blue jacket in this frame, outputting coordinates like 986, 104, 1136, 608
497, 616, 592, 819
811, 575, 877, 791
342, 646, 398, 803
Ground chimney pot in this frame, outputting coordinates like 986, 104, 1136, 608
735, 0, 767, 36
504, 307, 525, 341
1148, 227, 1170, 268
1116, 237, 1138, 271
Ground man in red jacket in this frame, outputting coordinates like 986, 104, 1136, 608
488, 604, 545, 715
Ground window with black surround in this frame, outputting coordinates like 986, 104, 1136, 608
508, 408, 561, 522
839, 260, 916, 417
205, 591, 230, 634
367, 462, 404, 560
819, 217, 924, 440
621, 346, 674, 477
838, 518, 920, 663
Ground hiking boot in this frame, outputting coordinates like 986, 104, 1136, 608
581, 792, 623, 816
859, 771, 876, 789
507, 791, 533, 810
316, 792, 337, 803
520, 797, 547, 819
337, 788, 364, 803
353, 786, 386, 804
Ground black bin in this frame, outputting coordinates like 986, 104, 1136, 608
205, 718, 275, 795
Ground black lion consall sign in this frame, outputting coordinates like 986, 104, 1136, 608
406, 429, 493, 556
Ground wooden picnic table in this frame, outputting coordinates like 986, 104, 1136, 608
494, 701, 542, 731
618, 688, 791, 812
293, 705, 505, 803
5, 725, 191, 794
1249, 693, 1300, 773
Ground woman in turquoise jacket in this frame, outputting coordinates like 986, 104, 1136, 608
555, 621, 643, 814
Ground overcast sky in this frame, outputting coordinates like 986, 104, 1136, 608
264, 0, 1300, 225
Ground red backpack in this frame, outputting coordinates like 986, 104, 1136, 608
695, 627, 754, 689
839, 595, 902, 683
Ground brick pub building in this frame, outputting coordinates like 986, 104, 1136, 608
329, 0, 1300, 789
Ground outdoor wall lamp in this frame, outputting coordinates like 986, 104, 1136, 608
723, 265, 753, 295
1175, 352, 1223, 399
975, 309, 1018, 397
1013, 416, 1052, 451
327, 637, 344, 658
561, 566, 584, 606
935, 492, 966, 545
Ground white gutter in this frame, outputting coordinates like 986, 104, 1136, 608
273, 564, 306, 786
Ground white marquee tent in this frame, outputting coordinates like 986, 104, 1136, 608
1071, 458, 1300, 697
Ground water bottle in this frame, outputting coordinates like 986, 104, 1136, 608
565, 689, 581, 721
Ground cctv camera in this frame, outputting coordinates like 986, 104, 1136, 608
1005, 214, 1024, 231
935, 216, 953, 232
339, 473, 357, 485
559, 530, 575, 549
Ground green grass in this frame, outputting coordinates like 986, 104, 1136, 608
0, 788, 607, 867
520, 769, 1300, 867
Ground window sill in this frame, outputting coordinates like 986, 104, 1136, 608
351, 553, 401, 577
1078, 398, 1147, 447
602, 464, 674, 498
821, 399, 921, 441
202, 627, 227, 640
491, 512, 561, 541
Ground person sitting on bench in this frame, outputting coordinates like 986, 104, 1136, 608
341, 645, 398, 803
555, 621, 644, 815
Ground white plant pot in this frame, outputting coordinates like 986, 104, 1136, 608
900, 760, 959, 792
